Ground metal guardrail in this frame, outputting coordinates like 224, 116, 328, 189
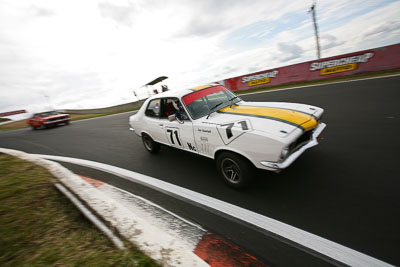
62, 100, 146, 114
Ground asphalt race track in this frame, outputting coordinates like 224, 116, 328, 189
1, 75, 399, 266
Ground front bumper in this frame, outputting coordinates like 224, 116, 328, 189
261, 122, 326, 171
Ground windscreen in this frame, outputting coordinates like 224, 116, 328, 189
182, 86, 239, 119
38, 111, 59, 117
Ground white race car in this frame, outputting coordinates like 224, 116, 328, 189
129, 84, 326, 188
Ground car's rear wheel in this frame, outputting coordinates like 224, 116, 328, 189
216, 151, 254, 189
142, 133, 160, 154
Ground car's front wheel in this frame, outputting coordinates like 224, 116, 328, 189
216, 151, 254, 189
142, 133, 161, 154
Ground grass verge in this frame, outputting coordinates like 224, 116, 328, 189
0, 154, 158, 266
0, 118, 11, 123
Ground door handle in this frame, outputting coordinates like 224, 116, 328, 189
159, 124, 164, 128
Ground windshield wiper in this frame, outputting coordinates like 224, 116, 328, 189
228, 96, 239, 108
206, 102, 223, 119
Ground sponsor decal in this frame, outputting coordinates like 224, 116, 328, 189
183, 86, 226, 105
320, 63, 357, 75
199, 136, 210, 153
241, 70, 279, 87
191, 85, 213, 91
198, 128, 211, 134
310, 52, 373, 75
187, 142, 197, 151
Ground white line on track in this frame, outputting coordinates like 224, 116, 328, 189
34, 154, 394, 267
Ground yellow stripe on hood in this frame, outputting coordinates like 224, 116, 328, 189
219, 105, 317, 131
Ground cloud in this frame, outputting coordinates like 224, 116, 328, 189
277, 42, 304, 62
30, 5, 55, 17
320, 34, 345, 51
98, 1, 137, 27
178, 17, 230, 38
0, 0, 399, 116
362, 21, 400, 39
173, 0, 295, 38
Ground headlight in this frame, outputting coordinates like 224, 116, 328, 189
280, 147, 289, 160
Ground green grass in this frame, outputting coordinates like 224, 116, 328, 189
235, 69, 400, 95
0, 154, 158, 267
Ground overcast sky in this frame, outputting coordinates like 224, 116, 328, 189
1, 0, 399, 119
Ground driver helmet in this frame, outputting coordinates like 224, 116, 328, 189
172, 100, 179, 110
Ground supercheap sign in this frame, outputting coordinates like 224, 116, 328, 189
241, 70, 279, 86
221, 44, 400, 92
310, 52, 374, 75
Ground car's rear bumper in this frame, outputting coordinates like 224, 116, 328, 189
260, 122, 326, 171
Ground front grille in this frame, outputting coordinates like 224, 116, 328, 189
47, 116, 68, 122
289, 129, 314, 152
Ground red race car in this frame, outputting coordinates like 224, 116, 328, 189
28, 111, 70, 130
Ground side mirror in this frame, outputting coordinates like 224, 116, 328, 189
168, 114, 184, 124
168, 114, 176, 122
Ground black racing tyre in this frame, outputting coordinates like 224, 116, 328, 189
31, 125, 37, 130
142, 133, 161, 154
216, 151, 254, 189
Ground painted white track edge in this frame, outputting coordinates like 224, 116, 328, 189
0, 148, 208, 267
54, 183, 126, 249
33, 153, 393, 267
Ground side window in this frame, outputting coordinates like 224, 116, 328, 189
145, 99, 161, 118
163, 98, 190, 120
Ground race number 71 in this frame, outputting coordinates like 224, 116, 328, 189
217, 120, 252, 145
166, 128, 182, 146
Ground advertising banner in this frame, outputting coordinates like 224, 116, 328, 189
223, 43, 400, 91
0, 110, 27, 117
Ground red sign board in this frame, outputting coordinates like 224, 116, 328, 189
222, 43, 400, 91
0, 110, 27, 117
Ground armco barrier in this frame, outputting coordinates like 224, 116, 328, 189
222, 43, 400, 91
0, 110, 27, 117
63, 100, 146, 114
